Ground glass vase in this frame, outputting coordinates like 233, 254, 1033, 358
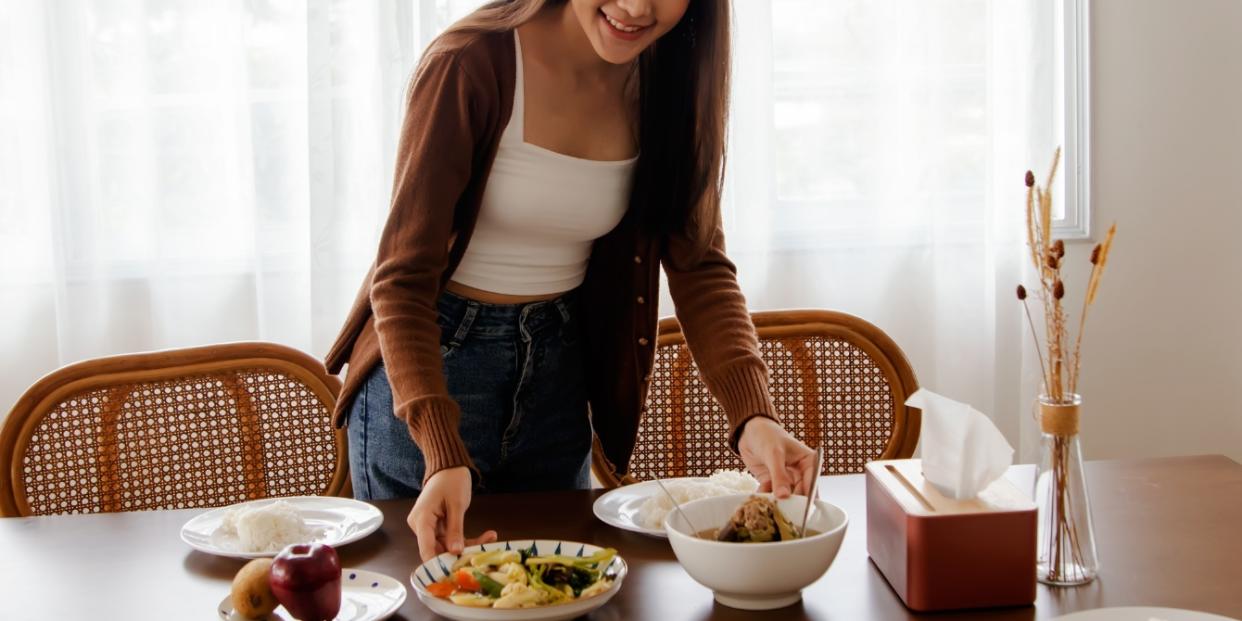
1033, 393, 1099, 585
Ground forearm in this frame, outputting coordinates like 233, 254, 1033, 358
663, 226, 780, 448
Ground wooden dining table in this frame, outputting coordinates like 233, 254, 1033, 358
2, 454, 1240, 620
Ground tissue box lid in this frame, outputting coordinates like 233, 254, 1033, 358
866, 459, 1035, 516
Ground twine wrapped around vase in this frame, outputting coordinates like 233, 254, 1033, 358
1039, 402, 1079, 436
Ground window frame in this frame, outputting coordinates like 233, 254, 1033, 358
1056, 0, 1092, 240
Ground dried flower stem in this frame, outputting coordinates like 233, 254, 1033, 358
1044, 147, 1062, 201
1022, 298, 1051, 389
1042, 434, 1090, 583
1048, 296, 1064, 402
1069, 223, 1118, 393
1025, 175, 1041, 276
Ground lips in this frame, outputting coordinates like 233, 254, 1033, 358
599, 9, 649, 41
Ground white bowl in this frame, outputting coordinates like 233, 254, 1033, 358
664, 493, 848, 610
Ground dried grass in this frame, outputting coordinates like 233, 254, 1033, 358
1018, 147, 1116, 400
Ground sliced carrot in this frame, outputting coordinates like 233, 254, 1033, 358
427, 581, 456, 599
454, 568, 481, 592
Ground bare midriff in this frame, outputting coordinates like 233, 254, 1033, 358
445, 280, 568, 305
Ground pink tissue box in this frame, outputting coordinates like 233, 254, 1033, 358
865, 459, 1037, 612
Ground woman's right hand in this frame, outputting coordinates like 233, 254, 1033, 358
407, 466, 498, 561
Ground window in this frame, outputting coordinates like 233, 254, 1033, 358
724, 0, 1090, 250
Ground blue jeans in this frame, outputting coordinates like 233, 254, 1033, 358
347, 289, 592, 499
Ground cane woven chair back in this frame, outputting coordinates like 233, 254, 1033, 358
0, 342, 348, 517
593, 310, 920, 487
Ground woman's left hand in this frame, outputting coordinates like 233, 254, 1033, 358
737, 416, 817, 498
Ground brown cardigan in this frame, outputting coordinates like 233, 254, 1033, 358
325, 27, 778, 484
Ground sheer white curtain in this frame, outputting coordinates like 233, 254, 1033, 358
0, 0, 478, 417
713, 0, 1062, 456
1, 0, 1061, 457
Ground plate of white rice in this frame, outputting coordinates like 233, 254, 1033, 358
592, 471, 760, 537
180, 496, 383, 558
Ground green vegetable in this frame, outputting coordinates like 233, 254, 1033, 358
539, 564, 599, 596
525, 548, 616, 570
523, 549, 615, 599
472, 571, 505, 598
568, 567, 596, 595
528, 565, 569, 603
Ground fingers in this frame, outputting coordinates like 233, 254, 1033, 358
756, 475, 773, 493
411, 507, 440, 562
786, 465, 808, 496
794, 466, 811, 496
443, 497, 466, 554
798, 453, 818, 497
465, 530, 499, 547
766, 447, 792, 498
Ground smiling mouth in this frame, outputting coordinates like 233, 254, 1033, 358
600, 10, 650, 36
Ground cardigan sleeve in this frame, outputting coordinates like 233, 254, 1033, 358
662, 222, 780, 452
369, 51, 487, 482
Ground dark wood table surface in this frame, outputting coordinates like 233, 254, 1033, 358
2, 455, 1240, 620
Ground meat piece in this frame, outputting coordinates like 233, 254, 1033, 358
715, 496, 797, 543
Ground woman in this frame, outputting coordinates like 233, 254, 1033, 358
325, 0, 817, 562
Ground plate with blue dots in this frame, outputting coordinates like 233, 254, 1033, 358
217, 567, 406, 620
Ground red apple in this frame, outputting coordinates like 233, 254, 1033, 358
268, 543, 342, 621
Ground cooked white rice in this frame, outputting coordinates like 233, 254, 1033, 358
636, 470, 759, 529
216, 500, 323, 553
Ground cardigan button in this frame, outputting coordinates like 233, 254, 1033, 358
636, 296, 645, 304
633, 255, 642, 264
638, 337, 649, 346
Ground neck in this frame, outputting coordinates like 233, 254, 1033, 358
527, 3, 629, 80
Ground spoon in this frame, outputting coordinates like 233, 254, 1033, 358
655, 479, 700, 535
798, 446, 825, 538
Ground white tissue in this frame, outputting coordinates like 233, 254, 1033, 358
905, 388, 1013, 500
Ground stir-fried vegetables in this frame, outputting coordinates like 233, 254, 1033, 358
428, 545, 618, 609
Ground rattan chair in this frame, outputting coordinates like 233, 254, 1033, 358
593, 310, 920, 487
0, 342, 349, 517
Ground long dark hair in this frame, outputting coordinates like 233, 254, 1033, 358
448, 0, 730, 252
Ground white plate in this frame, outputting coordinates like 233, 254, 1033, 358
217, 568, 406, 621
592, 478, 708, 538
410, 539, 627, 621
1052, 608, 1240, 621
182, 496, 383, 558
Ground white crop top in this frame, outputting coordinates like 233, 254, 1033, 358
450, 33, 637, 295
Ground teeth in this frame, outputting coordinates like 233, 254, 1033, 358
604, 14, 643, 33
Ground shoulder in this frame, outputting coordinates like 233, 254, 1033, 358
421, 28, 513, 85
403, 28, 514, 140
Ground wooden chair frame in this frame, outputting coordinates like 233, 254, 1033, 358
592, 309, 921, 488
0, 342, 350, 517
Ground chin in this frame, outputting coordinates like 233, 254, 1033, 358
592, 44, 642, 65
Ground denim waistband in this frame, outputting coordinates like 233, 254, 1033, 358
436, 288, 578, 337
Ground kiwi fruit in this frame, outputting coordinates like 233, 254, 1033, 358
231, 558, 278, 619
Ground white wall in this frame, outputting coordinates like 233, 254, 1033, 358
1068, 0, 1242, 461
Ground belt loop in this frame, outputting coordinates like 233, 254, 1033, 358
451, 302, 479, 346
553, 296, 572, 324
